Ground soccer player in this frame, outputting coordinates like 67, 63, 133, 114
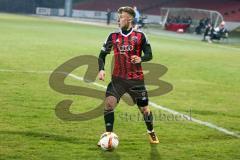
98, 6, 159, 144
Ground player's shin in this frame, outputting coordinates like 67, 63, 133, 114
143, 110, 154, 132
104, 109, 114, 132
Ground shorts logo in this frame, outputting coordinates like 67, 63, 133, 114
142, 92, 146, 97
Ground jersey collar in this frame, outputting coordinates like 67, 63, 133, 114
120, 28, 133, 37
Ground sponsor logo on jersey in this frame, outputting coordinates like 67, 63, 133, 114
118, 45, 133, 54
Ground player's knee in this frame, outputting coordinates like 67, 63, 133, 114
105, 102, 115, 110
139, 107, 150, 115
105, 96, 117, 110
144, 108, 151, 115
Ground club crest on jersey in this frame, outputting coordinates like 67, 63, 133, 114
131, 36, 138, 43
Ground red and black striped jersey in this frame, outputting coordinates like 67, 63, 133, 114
99, 28, 152, 80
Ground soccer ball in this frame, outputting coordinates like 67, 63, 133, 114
99, 132, 119, 151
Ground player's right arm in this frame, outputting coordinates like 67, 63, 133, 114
98, 33, 113, 81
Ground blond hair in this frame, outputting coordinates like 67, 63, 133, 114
117, 6, 136, 18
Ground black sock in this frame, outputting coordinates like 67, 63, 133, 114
143, 111, 153, 131
104, 109, 114, 132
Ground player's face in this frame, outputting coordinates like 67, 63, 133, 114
118, 12, 133, 30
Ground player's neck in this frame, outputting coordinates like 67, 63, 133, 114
121, 27, 133, 35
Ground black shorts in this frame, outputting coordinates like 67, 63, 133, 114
106, 77, 148, 107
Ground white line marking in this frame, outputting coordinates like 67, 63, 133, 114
149, 102, 240, 138
0, 69, 239, 138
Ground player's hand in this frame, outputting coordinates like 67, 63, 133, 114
98, 70, 105, 81
131, 55, 141, 64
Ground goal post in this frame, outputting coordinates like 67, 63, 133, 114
160, 7, 224, 32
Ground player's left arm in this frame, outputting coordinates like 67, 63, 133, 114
131, 33, 152, 64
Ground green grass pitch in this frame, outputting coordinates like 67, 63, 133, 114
0, 13, 240, 160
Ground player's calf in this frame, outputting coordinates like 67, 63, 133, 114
104, 96, 117, 132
